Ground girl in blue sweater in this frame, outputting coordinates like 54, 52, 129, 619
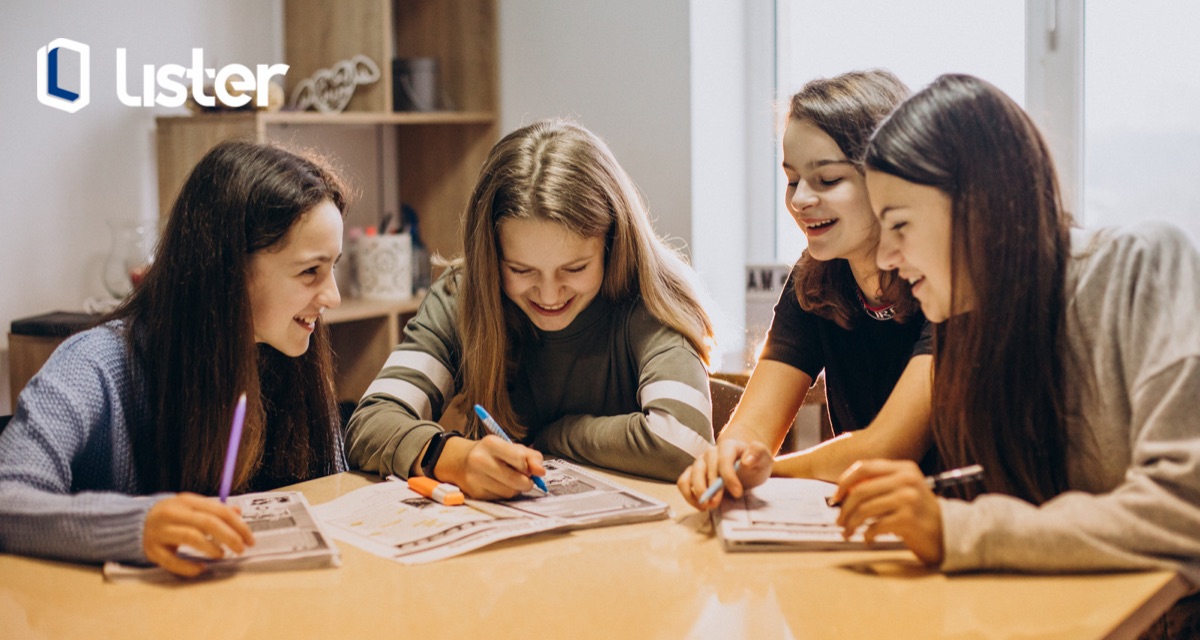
0, 140, 348, 577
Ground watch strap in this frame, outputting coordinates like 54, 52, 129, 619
420, 430, 463, 480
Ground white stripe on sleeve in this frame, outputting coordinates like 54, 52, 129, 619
645, 408, 711, 459
638, 380, 712, 422
361, 378, 433, 421
381, 350, 455, 400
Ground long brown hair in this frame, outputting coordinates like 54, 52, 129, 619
865, 74, 1073, 504
788, 70, 919, 329
109, 140, 349, 493
456, 119, 715, 438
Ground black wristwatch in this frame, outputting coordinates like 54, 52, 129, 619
420, 430, 463, 480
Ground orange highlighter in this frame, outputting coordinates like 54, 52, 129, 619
407, 476, 465, 506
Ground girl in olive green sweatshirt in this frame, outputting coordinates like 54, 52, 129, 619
347, 120, 716, 499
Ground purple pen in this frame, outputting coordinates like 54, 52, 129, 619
218, 392, 248, 503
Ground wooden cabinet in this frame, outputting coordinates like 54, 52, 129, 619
151, 0, 498, 403
7, 297, 423, 407
7, 334, 65, 409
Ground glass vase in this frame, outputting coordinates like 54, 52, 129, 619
103, 221, 156, 299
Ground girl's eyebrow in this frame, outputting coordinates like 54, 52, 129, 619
877, 206, 905, 220
289, 253, 337, 267
502, 254, 598, 269
782, 157, 853, 172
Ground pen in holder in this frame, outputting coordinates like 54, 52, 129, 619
356, 231, 413, 300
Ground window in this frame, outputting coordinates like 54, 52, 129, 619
771, 1, 1200, 256
1083, 2, 1200, 242
774, 1, 1026, 262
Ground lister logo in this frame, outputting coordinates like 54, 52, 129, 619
36, 39, 288, 112
117, 49, 288, 108
37, 38, 90, 113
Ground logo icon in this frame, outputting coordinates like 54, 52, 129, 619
37, 38, 90, 113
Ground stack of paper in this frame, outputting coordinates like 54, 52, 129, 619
715, 477, 903, 551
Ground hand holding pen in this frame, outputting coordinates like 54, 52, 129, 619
679, 438, 774, 510
140, 392, 255, 577
473, 405, 550, 494
826, 464, 983, 507
830, 459, 982, 565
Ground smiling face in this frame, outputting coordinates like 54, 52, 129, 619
866, 170, 962, 322
498, 217, 605, 332
782, 119, 881, 264
247, 200, 343, 356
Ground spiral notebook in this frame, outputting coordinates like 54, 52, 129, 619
715, 477, 903, 551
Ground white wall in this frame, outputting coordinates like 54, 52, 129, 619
498, 0, 693, 251
0, 1, 282, 413
499, 0, 761, 369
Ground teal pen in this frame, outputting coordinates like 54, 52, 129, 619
472, 404, 550, 494
698, 459, 742, 504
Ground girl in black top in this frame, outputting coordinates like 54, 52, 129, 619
680, 70, 933, 509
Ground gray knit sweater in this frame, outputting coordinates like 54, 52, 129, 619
0, 321, 348, 566
0, 323, 165, 564
941, 224, 1200, 587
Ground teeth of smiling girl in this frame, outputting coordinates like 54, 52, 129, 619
806, 219, 836, 229
537, 302, 566, 311
295, 316, 317, 324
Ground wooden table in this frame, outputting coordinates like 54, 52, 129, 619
0, 471, 1186, 639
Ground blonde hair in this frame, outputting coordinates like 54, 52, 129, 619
456, 119, 714, 438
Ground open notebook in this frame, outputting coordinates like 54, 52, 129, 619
314, 459, 669, 564
103, 491, 340, 582
715, 477, 903, 551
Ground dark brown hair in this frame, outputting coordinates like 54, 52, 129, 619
109, 140, 349, 493
865, 74, 1073, 504
788, 69, 919, 329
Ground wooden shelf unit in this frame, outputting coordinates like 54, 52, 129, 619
150, 0, 498, 403
156, 0, 498, 262
324, 296, 423, 403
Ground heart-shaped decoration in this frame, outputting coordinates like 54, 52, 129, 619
291, 54, 381, 113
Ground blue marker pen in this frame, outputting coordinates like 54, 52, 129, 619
698, 459, 742, 504
473, 404, 550, 494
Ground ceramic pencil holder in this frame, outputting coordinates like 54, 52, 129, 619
357, 233, 413, 300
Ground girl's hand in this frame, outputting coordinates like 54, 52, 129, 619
677, 438, 772, 510
832, 459, 944, 564
142, 493, 256, 577
455, 435, 546, 500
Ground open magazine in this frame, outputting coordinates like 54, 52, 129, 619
715, 477, 903, 551
103, 491, 340, 582
314, 459, 669, 564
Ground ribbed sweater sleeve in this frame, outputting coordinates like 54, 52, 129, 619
0, 325, 167, 564
345, 274, 461, 478
533, 305, 713, 481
